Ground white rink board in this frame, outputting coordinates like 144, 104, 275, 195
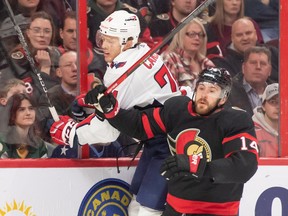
0, 165, 135, 216
0, 161, 287, 215
239, 165, 288, 216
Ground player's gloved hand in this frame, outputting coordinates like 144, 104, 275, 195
71, 94, 95, 121
160, 154, 206, 180
49, 115, 77, 147
84, 85, 119, 118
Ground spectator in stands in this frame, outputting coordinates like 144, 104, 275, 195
0, 14, 31, 82
244, 0, 279, 43
161, 17, 214, 88
205, 0, 263, 57
9, 11, 60, 100
37, 51, 80, 142
7, 0, 42, 17
252, 83, 279, 157
212, 17, 278, 81
87, 0, 154, 48
58, 11, 77, 53
0, 93, 48, 159
38, 51, 77, 119
4, 0, 73, 45
149, 0, 201, 51
0, 79, 26, 146
58, 10, 106, 80
0, 78, 27, 139
226, 46, 275, 117
0, 78, 27, 106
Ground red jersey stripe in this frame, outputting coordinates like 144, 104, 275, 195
142, 113, 154, 139
167, 193, 239, 215
223, 132, 258, 144
153, 108, 166, 132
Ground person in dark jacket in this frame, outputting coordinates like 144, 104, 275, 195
226, 46, 275, 117
244, 0, 279, 43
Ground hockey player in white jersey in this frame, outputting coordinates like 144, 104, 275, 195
50, 10, 191, 216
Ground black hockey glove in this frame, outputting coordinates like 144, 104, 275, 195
84, 85, 118, 118
71, 99, 87, 121
160, 154, 206, 180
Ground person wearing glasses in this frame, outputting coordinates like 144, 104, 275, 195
9, 11, 60, 100
161, 18, 214, 89
252, 83, 279, 157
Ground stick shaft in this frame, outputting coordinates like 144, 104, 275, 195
105, 0, 215, 95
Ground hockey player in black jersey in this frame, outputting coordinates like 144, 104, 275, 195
85, 67, 259, 216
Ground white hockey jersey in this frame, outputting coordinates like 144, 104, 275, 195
76, 43, 186, 145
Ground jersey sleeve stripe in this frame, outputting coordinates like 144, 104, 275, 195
142, 113, 154, 139
153, 107, 166, 133
222, 132, 257, 144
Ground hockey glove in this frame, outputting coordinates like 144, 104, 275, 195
160, 154, 206, 180
49, 115, 77, 147
71, 94, 95, 121
84, 85, 119, 118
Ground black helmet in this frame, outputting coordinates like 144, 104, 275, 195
197, 67, 232, 97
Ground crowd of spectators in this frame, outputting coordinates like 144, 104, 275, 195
0, 0, 280, 159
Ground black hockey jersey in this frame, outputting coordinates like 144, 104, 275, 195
108, 95, 259, 215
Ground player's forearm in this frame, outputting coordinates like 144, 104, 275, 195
108, 108, 151, 141
206, 151, 258, 184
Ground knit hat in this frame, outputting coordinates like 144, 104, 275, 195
261, 83, 279, 103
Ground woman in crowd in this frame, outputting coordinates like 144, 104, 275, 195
0, 93, 48, 158
9, 11, 60, 98
161, 17, 214, 89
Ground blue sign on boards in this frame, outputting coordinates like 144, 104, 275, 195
78, 178, 133, 216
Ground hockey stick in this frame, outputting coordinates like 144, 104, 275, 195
3, 0, 59, 121
104, 0, 215, 95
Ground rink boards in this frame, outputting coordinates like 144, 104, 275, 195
0, 158, 287, 216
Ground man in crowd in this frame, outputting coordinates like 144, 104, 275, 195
58, 10, 106, 80
212, 17, 278, 81
226, 46, 275, 116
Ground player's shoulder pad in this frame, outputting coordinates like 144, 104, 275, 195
156, 13, 170, 20
222, 106, 254, 126
11, 50, 25, 60
122, 3, 138, 13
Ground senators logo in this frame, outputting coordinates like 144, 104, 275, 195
167, 129, 212, 161
78, 178, 132, 216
